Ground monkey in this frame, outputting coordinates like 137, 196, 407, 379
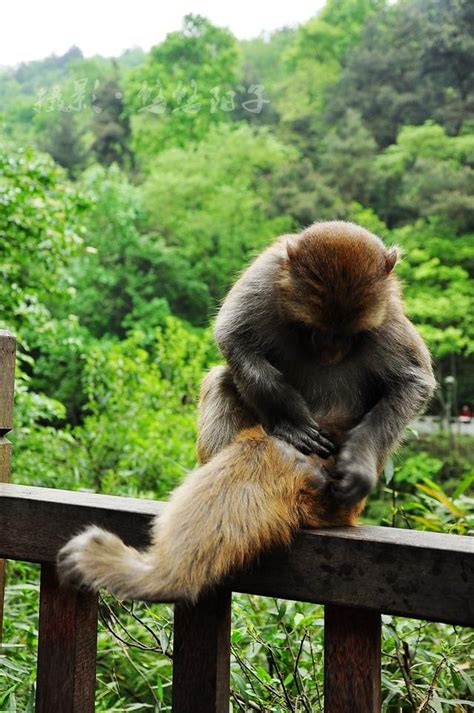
57, 221, 435, 603
201, 220, 435, 504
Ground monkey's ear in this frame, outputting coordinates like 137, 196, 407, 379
285, 237, 298, 261
385, 246, 400, 274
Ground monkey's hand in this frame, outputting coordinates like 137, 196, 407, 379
330, 445, 377, 505
271, 420, 336, 459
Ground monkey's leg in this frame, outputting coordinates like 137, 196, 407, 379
197, 367, 361, 526
197, 365, 257, 464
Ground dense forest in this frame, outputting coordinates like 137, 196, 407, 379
1, 0, 473, 710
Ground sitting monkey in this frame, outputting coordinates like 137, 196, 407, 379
58, 221, 435, 602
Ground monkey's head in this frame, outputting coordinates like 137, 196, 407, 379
278, 221, 400, 365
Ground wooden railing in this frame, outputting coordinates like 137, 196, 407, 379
0, 333, 473, 713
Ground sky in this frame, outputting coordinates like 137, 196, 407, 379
0, 0, 325, 67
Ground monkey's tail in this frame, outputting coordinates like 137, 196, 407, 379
57, 426, 353, 602
57, 525, 167, 600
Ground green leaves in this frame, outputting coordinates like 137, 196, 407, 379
125, 15, 240, 165
74, 320, 217, 495
373, 123, 474, 232
0, 146, 86, 331
141, 124, 294, 314
392, 221, 474, 360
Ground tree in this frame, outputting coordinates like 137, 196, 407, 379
269, 158, 348, 227
0, 145, 90, 421
142, 124, 294, 314
70, 164, 212, 334
420, 0, 474, 134
267, 0, 385, 157
234, 29, 295, 127
328, 0, 474, 146
40, 112, 89, 178
0, 147, 85, 334
373, 123, 474, 231
75, 321, 217, 493
318, 109, 376, 205
91, 76, 133, 168
287, 0, 386, 66
125, 15, 240, 166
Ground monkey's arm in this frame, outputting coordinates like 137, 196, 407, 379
214, 245, 335, 458
332, 322, 436, 505
225, 346, 335, 458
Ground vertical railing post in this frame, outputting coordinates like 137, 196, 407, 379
36, 564, 98, 713
172, 589, 231, 713
324, 604, 381, 713
0, 330, 16, 642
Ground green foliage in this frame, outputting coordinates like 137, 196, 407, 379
0, 146, 85, 334
0, 145, 91, 421
71, 163, 152, 337
288, 0, 386, 66
12, 316, 217, 497
365, 433, 474, 536
275, 0, 385, 133
38, 112, 89, 178
91, 77, 133, 168
237, 30, 294, 127
318, 109, 377, 205
125, 15, 240, 165
391, 221, 474, 360
3, 572, 473, 711
373, 123, 474, 231
73, 320, 217, 495
142, 124, 294, 312
327, 0, 474, 145
71, 163, 213, 331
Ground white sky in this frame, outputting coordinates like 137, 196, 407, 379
1, 1, 325, 67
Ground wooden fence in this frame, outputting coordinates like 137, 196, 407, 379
0, 332, 473, 712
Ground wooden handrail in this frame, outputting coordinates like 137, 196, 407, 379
1, 483, 473, 627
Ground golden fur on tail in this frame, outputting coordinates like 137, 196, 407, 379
57, 426, 361, 602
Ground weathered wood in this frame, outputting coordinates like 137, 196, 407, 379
0, 330, 15, 643
1, 484, 473, 626
0, 330, 16, 433
172, 590, 231, 713
0, 484, 163, 563
0, 440, 11, 639
36, 563, 98, 713
234, 525, 474, 627
324, 604, 381, 713
0, 438, 12, 483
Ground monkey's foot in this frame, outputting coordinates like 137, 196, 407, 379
57, 526, 121, 591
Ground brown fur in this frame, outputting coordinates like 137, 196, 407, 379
278, 222, 401, 338
58, 425, 360, 602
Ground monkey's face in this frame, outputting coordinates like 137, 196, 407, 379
312, 330, 356, 365
277, 221, 400, 364
290, 322, 361, 365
